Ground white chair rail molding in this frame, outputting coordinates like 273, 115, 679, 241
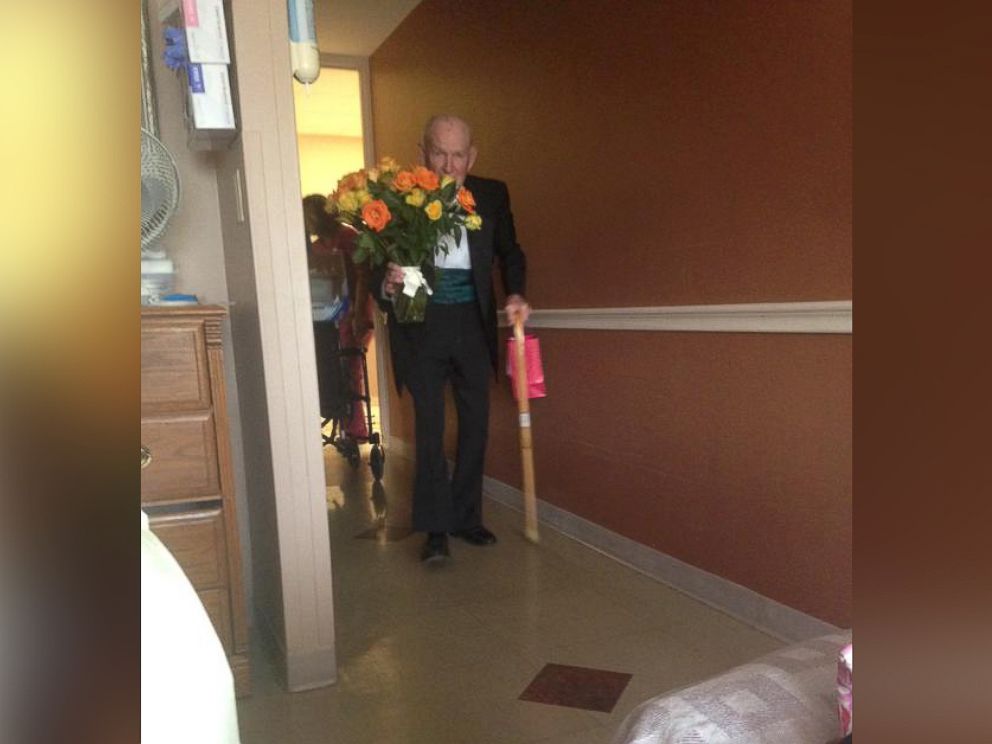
501, 300, 852, 334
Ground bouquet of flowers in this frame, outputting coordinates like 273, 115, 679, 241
327, 156, 482, 322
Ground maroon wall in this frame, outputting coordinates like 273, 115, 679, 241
371, 0, 851, 626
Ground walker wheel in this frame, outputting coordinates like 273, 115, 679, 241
370, 444, 385, 481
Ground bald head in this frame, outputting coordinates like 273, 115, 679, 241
420, 114, 477, 186
422, 115, 473, 151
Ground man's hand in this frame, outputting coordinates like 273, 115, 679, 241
505, 294, 531, 326
383, 262, 405, 298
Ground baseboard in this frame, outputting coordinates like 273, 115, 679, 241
284, 646, 338, 692
251, 603, 338, 692
388, 437, 838, 642
250, 604, 287, 689
481, 475, 839, 643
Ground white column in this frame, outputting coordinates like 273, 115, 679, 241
225, 0, 336, 690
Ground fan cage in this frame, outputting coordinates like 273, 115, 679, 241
141, 128, 181, 251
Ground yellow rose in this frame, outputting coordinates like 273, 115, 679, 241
465, 213, 482, 231
355, 188, 372, 206
405, 188, 426, 207
424, 200, 443, 221
337, 190, 360, 213
441, 175, 455, 189
378, 156, 400, 173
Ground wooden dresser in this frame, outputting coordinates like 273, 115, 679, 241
140, 305, 251, 696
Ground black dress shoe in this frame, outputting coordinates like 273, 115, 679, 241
450, 525, 497, 546
420, 532, 450, 563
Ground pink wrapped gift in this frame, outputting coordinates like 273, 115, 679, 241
837, 642, 853, 736
506, 332, 547, 400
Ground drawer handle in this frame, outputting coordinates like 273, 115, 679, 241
141, 445, 152, 469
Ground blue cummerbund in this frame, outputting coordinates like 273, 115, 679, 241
432, 268, 477, 304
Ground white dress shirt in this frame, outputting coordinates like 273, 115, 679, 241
381, 227, 472, 300
435, 227, 471, 269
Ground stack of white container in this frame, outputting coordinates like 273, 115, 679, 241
141, 256, 176, 305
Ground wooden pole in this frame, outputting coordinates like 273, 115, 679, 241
513, 318, 540, 543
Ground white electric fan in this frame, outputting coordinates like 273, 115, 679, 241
140, 127, 182, 303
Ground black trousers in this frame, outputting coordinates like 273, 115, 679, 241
404, 301, 491, 533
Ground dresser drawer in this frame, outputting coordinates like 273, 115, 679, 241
141, 305, 250, 695
141, 413, 221, 503
141, 321, 212, 413
198, 587, 234, 653
148, 509, 229, 589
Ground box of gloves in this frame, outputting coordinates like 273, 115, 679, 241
186, 62, 235, 131
159, 0, 230, 63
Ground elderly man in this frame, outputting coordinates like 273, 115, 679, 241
377, 114, 530, 563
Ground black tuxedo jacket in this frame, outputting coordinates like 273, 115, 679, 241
373, 174, 527, 393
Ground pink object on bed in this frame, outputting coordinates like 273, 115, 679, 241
837, 642, 853, 736
612, 631, 852, 744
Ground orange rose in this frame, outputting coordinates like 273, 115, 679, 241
361, 199, 391, 232
392, 170, 417, 193
457, 187, 476, 213
337, 170, 366, 193
355, 171, 370, 189
413, 166, 440, 191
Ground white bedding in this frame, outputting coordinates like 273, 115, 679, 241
612, 631, 851, 744
141, 511, 241, 744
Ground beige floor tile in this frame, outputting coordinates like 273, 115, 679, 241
532, 723, 616, 744
237, 448, 793, 744
460, 582, 660, 660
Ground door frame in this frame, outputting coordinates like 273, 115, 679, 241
318, 53, 391, 448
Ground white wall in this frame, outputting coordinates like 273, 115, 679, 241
146, 0, 254, 615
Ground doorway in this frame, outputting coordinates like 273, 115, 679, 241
293, 58, 389, 463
